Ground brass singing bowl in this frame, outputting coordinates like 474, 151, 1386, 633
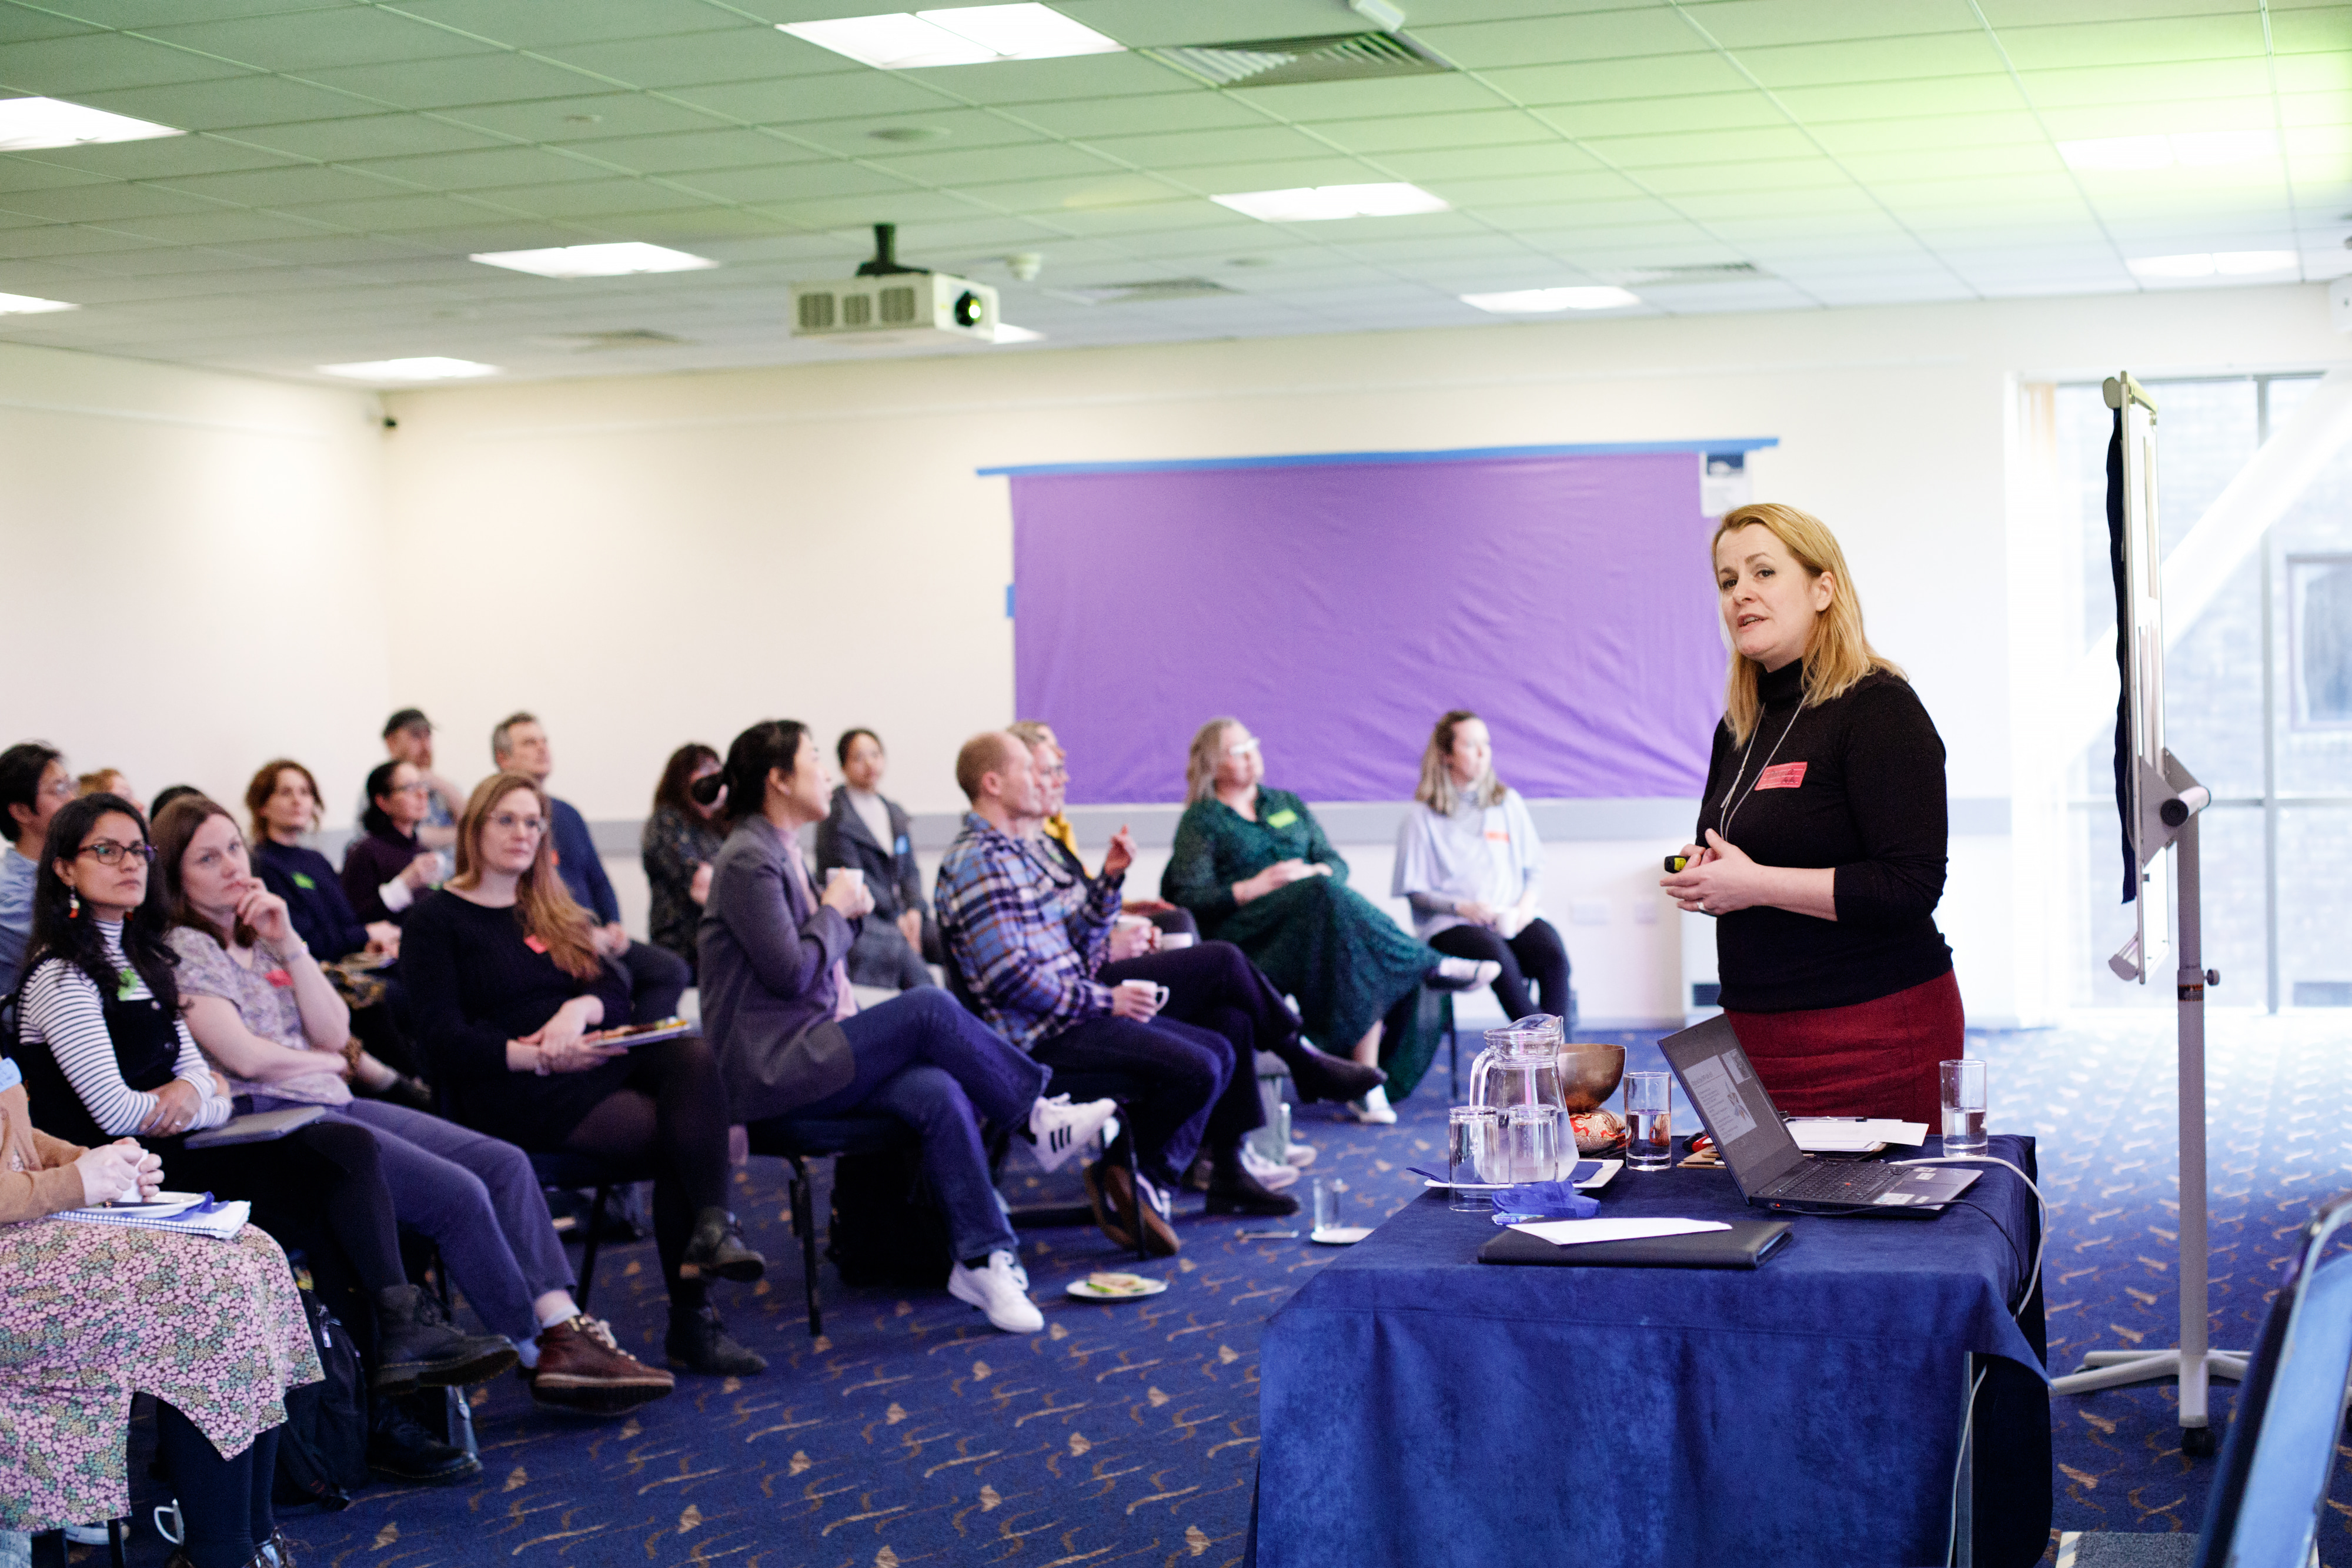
1556, 1042, 1627, 1113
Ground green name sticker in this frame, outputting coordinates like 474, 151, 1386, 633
292, 872, 316, 890
115, 969, 141, 1001
1265, 808, 1299, 829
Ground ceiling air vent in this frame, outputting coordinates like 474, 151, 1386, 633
1612, 263, 1768, 286
1051, 278, 1235, 305
1145, 32, 1450, 88
536, 328, 687, 351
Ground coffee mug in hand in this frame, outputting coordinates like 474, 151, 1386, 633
1158, 932, 1196, 950
1119, 979, 1170, 1008
827, 867, 864, 888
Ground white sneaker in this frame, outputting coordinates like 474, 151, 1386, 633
1349, 1085, 1398, 1125
1028, 1094, 1118, 1173
1431, 957, 1504, 992
64, 1525, 115, 1547
948, 1251, 1045, 1333
1284, 1142, 1318, 1169
1240, 1145, 1299, 1190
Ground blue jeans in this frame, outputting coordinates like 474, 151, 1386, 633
251, 1095, 572, 1342
788, 987, 1047, 1261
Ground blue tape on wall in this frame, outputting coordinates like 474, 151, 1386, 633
977, 436, 1779, 479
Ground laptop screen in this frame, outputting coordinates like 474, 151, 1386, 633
1659, 1015, 1806, 1194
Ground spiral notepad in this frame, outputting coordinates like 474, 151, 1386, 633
59, 1192, 249, 1241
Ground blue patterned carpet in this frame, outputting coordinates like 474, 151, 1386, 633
98, 1014, 2352, 1567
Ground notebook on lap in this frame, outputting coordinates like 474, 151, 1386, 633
1658, 1015, 1978, 1217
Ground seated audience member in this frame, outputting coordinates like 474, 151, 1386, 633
1008, 722, 1197, 941
343, 759, 446, 930
1161, 719, 1497, 1125
371, 708, 463, 850
642, 743, 724, 978
937, 733, 1297, 1256
75, 769, 136, 814
11, 794, 513, 1484
246, 759, 392, 961
490, 713, 689, 1024
0, 1056, 319, 1568
813, 728, 934, 991
0, 741, 74, 994
402, 772, 767, 1377
156, 796, 670, 1416
146, 783, 206, 820
1395, 711, 1572, 1026
697, 721, 1115, 1333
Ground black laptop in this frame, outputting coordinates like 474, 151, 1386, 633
1659, 1015, 1979, 1216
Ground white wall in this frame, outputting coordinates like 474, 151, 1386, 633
0, 340, 393, 817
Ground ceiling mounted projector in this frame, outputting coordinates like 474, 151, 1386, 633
790, 223, 999, 343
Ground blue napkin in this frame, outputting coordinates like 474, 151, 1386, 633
1489, 1181, 1601, 1226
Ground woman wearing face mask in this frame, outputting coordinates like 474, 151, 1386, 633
1394, 710, 1571, 1027
155, 796, 671, 1419
400, 773, 767, 1378
1161, 720, 1498, 1123
0, 1047, 320, 1568
341, 760, 445, 931
813, 728, 933, 991
641, 744, 725, 978
9, 794, 516, 1486
697, 721, 1117, 1334
1659, 502, 1956, 1125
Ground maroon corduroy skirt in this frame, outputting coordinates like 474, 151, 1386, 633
1722, 968, 1962, 1127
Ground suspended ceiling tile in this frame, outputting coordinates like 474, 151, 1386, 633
540, 31, 848, 92
72, 73, 392, 129
946, 169, 1212, 214
479, 175, 717, 219
599, 206, 805, 245
1808, 111, 2052, 157
786, 109, 1058, 156
1973, 0, 2243, 23
2271, 11, 2352, 52
1688, 0, 1992, 49
1581, 124, 1823, 169
876, 51, 1185, 107
658, 159, 916, 206
275, 190, 514, 229
134, 11, 507, 73
863, 140, 1125, 185
2271, 51, 2352, 95
1476, 54, 1756, 105
1, 133, 302, 185
387, 0, 751, 51
0, 220, 166, 257
0, 9, 101, 45
1377, 142, 1611, 182
0, 154, 122, 193
0, 31, 260, 94
2017, 58, 2277, 107
1228, 74, 1505, 122
2279, 90, 2352, 129
1636, 159, 1856, 197
220, 112, 512, 162
1078, 124, 1341, 169
0, 180, 218, 223
298, 54, 616, 111
737, 188, 980, 229
205, 231, 438, 266
345, 143, 649, 191
1768, 75, 2027, 121
443, 92, 729, 142
1545, 92, 1787, 137
1309, 108, 1571, 156
1734, 34, 2012, 88
1414, 11, 1715, 69
1009, 91, 1267, 141
671, 72, 949, 126
153, 161, 410, 206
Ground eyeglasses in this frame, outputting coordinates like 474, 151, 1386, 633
40, 777, 73, 801
76, 840, 153, 867
389, 782, 430, 796
1225, 737, 1262, 758
488, 813, 547, 835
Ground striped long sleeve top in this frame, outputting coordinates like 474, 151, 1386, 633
16, 920, 232, 1136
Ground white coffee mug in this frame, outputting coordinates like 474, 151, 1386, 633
826, 867, 865, 887
1120, 979, 1170, 1008
1158, 932, 1196, 950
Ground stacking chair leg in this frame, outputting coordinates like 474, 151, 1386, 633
575, 1182, 612, 1315
790, 1157, 823, 1340
106, 1519, 125, 1568
1120, 1124, 1147, 1263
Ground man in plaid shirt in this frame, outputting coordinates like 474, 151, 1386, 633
937, 731, 1297, 1256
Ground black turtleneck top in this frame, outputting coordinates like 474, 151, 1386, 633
1695, 658, 1953, 1012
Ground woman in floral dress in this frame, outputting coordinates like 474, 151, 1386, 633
0, 1054, 319, 1567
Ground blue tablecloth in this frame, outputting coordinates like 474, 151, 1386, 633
1254, 1136, 2048, 1568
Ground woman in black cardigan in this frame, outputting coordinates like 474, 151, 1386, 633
813, 727, 933, 990
342, 759, 444, 929
1661, 502, 1957, 1125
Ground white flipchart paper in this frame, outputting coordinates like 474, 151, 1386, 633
1508, 1217, 1732, 1246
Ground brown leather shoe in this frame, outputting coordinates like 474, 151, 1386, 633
1085, 1159, 1178, 1256
526, 1315, 676, 1415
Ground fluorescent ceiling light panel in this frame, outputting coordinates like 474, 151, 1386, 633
1461, 286, 1640, 313
470, 242, 717, 279
1211, 183, 1448, 222
992, 323, 1044, 343
2060, 131, 2277, 172
0, 292, 79, 314
318, 357, 499, 382
2127, 251, 2297, 280
780, 5, 1121, 69
2214, 249, 2297, 274
0, 96, 182, 152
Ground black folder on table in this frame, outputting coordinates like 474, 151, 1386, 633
1477, 1219, 1794, 1270
183, 1104, 326, 1148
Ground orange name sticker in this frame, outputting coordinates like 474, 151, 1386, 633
1484, 828, 1511, 843
524, 934, 549, 954
1756, 762, 1808, 790
263, 968, 293, 988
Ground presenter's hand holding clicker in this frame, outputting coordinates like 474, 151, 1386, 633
1661, 830, 1760, 916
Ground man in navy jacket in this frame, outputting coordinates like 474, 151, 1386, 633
492, 711, 689, 1025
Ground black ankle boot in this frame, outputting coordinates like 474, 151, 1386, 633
678, 1207, 766, 1283
1266, 1035, 1387, 1105
373, 1284, 519, 1396
665, 1304, 767, 1376
365, 1394, 479, 1485
1204, 1145, 1301, 1217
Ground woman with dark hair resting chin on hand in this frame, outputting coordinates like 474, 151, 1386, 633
1660, 502, 1957, 1126
400, 772, 767, 1379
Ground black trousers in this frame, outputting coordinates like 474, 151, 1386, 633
1429, 918, 1572, 1025
616, 939, 691, 1024
1101, 940, 1273, 1148
1031, 1009, 1233, 1189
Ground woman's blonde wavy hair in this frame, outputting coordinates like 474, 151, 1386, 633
1414, 710, 1505, 814
1712, 502, 1901, 745
452, 771, 602, 981
1184, 717, 1242, 805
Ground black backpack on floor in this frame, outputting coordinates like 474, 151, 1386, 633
273, 1283, 368, 1510
825, 1148, 954, 1289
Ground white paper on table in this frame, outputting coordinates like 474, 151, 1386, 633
1508, 1217, 1732, 1247
1788, 1118, 1927, 1152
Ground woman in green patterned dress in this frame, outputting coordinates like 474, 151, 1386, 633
1160, 719, 1497, 1121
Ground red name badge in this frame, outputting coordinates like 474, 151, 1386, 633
1484, 828, 1511, 843
524, 934, 549, 954
264, 968, 293, 988
1756, 762, 1809, 790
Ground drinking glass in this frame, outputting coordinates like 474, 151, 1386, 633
1447, 1106, 1498, 1211
1501, 1104, 1561, 1183
1311, 1178, 1341, 1233
1625, 1071, 1673, 1171
1940, 1059, 1987, 1158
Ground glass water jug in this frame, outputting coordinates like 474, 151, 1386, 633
1466, 1014, 1571, 1182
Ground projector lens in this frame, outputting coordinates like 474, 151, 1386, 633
953, 290, 984, 328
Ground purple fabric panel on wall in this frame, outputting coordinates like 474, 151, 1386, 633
1010, 452, 1725, 804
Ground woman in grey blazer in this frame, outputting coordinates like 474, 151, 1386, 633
694, 720, 1117, 1335
813, 728, 934, 991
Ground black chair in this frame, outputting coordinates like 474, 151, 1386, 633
742, 1114, 921, 1340
2191, 1189, 2352, 1567
528, 1149, 655, 1315
29, 1521, 125, 1568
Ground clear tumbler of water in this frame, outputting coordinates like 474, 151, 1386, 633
1625, 1071, 1673, 1171
1940, 1058, 1987, 1158
1447, 1105, 1498, 1211
1311, 1177, 1341, 1234
1501, 1104, 1561, 1183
